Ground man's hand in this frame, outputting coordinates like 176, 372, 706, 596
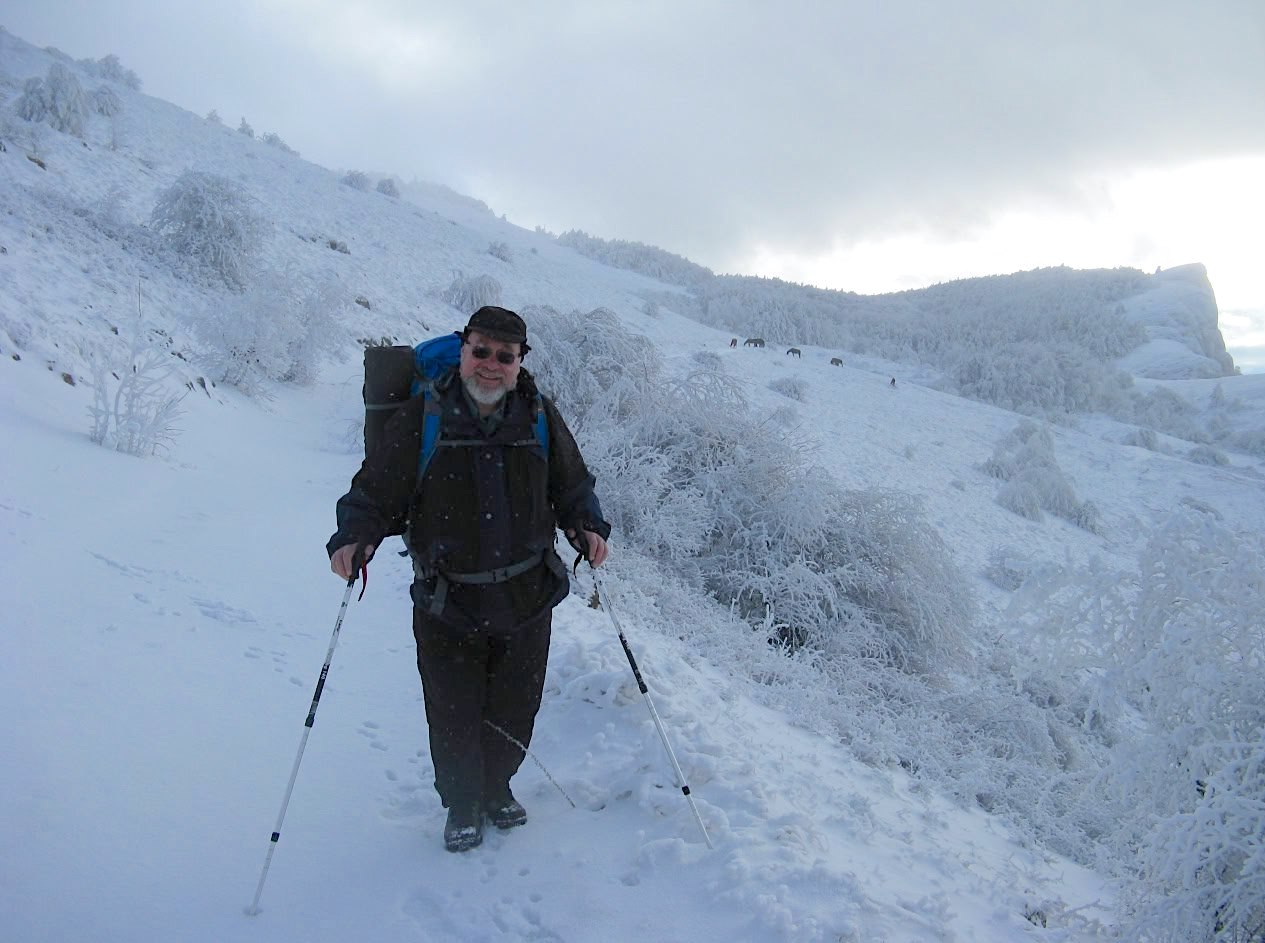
331, 542, 375, 580
566, 529, 609, 568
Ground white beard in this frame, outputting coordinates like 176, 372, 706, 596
463, 374, 508, 408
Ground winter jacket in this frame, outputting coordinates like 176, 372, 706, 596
327, 368, 609, 632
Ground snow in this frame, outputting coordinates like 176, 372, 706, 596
3, 27, 1264, 943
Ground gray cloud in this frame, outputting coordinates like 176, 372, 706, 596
6, 1, 1264, 274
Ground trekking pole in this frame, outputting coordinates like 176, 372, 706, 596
245, 573, 358, 916
592, 570, 713, 849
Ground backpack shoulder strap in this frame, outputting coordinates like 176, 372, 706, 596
418, 382, 444, 480
532, 393, 548, 454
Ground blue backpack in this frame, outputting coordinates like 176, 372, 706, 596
363, 333, 548, 480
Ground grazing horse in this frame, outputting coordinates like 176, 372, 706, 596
830, 357, 843, 366
743, 338, 766, 348
729, 338, 738, 347
786, 348, 801, 358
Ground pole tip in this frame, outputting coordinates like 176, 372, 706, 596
243, 905, 262, 917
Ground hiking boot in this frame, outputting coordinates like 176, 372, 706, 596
443, 804, 484, 852
485, 792, 528, 830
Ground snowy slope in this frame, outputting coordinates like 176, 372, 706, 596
4, 27, 1264, 943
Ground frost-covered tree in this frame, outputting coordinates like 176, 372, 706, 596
79, 53, 142, 90
375, 177, 400, 198
150, 171, 269, 290
16, 64, 90, 137
205, 109, 222, 125
237, 118, 254, 138
341, 170, 370, 191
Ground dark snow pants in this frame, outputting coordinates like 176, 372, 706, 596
412, 608, 552, 811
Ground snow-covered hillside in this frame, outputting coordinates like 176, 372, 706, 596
4, 28, 1264, 943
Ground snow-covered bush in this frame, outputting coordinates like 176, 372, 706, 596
529, 305, 973, 675
1186, 443, 1230, 466
150, 171, 269, 290
1099, 510, 1265, 941
984, 545, 1034, 590
260, 131, 297, 155
237, 118, 253, 138
488, 241, 512, 262
81, 315, 185, 456
442, 273, 502, 314
1130, 385, 1208, 443
92, 85, 122, 117
205, 109, 222, 125
181, 270, 346, 395
16, 64, 89, 138
1122, 426, 1162, 451
984, 421, 1102, 533
376, 177, 400, 198
341, 170, 370, 191
768, 376, 808, 401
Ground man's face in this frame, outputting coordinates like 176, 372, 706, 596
458, 330, 523, 407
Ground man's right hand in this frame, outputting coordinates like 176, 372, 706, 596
331, 542, 375, 580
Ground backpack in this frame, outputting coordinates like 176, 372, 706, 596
362, 333, 548, 479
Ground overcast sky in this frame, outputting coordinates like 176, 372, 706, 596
6, 1, 1265, 362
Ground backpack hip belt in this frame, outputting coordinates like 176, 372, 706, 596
413, 550, 546, 616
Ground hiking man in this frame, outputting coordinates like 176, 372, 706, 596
328, 306, 611, 852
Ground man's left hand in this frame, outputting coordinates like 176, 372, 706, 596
567, 528, 609, 568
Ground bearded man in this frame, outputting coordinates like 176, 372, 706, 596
329, 306, 610, 852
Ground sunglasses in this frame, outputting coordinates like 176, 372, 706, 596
469, 344, 520, 365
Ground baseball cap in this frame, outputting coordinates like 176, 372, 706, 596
464, 306, 528, 345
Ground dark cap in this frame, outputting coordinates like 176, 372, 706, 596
464, 306, 527, 345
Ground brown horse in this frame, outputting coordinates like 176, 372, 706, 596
786, 348, 801, 358
729, 338, 738, 347
743, 338, 766, 348
830, 357, 843, 366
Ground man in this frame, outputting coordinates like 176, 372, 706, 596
328, 306, 610, 852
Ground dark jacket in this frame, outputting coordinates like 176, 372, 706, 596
328, 368, 609, 632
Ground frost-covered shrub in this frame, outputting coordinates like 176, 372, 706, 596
92, 85, 122, 117
442, 273, 502, 314
150, 171, 269, 290
528, 306, 973, 675
488, 241, 512, 262
1230, 427, 1265, 457
1122, 426, 1161, 451
1186, 444, 1229, 466
341, 170, 370, 191
375, 177, 400, 198
996, 479, 1044, 520
1097, 510, 1265, 942
691, 350, 722, 370
261, 132, 298, 155
206, 109, 222, 125
237, 118, 254, 138
984, 421, 1100, 532
81, 316, 185, 456
1130, 386, 1208, 443
768, 376, 808, 402
182, 271, 346, 395
16, 64, 89, 137
984, 546, 1034, 591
